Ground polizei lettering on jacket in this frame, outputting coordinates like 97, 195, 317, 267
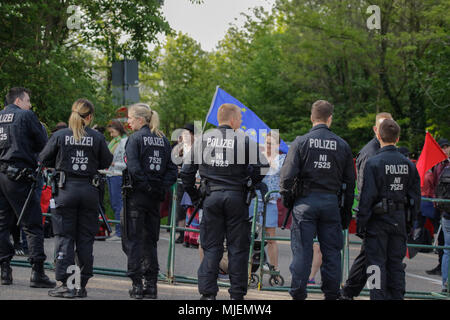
309, 138, 337, 151
206, 137, 234, 149
65, 136, 93, 146
385, 164, 409, 175
0, 113, 14, 123
143, 136, 165, 147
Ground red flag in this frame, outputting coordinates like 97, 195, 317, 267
416, 132, 448, 187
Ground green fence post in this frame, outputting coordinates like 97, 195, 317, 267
259, 197, 268, 290
247, 196, 258, 288
166, 182, 177, 284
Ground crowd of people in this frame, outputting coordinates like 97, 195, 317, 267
0, 87, 448, 300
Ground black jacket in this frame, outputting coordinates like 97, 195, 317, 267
356, 145, 421, 233
356, 137, 380, 195
279, 124, 355, 216
0, 104, 48, 169
125, 125, 177, 191
180, 125, 268, 199
39, 127, 112, 176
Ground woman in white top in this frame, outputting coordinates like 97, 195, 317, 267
249, 131, 286, 273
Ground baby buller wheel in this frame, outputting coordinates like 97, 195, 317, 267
269, 274, 285, 287
249, 274, 259, 288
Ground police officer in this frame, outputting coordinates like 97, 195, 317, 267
40, 98, 113, 298
280, 100, 355, 300
340, 112, 393, 300
356, 119, 420, 300
122, 103, 177, 299
181, 103, 267, 300
0, 87, 55, 289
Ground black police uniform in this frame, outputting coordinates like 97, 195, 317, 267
180, 125, 266, 300
341, 137, 380, 298
356, 145, 420, 300
121, 125, 177, 298
0, 104, 54, 287
39, 126, 112, 294
280, 124, 355, 300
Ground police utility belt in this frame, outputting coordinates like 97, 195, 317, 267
52, 171, 104, 190
0, 162, 36, 182
199, 179, 251, 205
372, 198, 406, 215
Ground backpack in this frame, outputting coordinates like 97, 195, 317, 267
435, 165, 450, 213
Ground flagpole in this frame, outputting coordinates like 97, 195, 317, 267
202, 85, 220, 132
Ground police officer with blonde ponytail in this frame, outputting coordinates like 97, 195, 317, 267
40, 99, 112, 298
122, 103, 177, 299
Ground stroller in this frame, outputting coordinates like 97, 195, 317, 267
248, 194, 285, 288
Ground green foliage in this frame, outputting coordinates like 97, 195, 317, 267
0, 0, 169, 129
142, 32, 216, 134
145, 0, 449, 156
0, 0, 448, 157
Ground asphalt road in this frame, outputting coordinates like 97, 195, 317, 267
0, 228, 446, 300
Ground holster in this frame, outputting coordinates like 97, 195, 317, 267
244, 178, 256, 206
121, 169, 133, 239
295, 179, 309, 198
338, 183, 349, 228
47, 171, 58, 196
199, 179, 210, 199
91, 174, 106, 188
1, 163, 34, 183
372, 198, 406, 215
56, 171, 66, 190
405, 197, 415, 230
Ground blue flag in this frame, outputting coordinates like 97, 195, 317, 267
205, 87, 289, 154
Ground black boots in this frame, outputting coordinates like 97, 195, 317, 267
1, 261, 13, 285
1, 261, 56, 288
30, 262, 56, 288
426, 265, 442, 276
143, 279, 157, 299
175, 232, 184, 244
130, 278, 157, 299
129, 278, 144, 299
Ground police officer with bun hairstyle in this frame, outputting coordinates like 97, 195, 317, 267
122, 103, 177, 299
0, 87, 55, 289
356, 119, 420, 300
181, 103, 267, 300
40, 98, 113, 298
279, 100, 355, 300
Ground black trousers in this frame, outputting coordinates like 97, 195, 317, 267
198, 190, 250, 299
0, 172, 46, 264
364, 219, 407, 300
121, 189, 161, 281
176, 182, 187, 223
52, 179, 99, 287
342, 243, 367, 298
289, 192, 342, 300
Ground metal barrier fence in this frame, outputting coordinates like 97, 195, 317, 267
11, 183, 450, 300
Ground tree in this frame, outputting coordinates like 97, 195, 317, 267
142, 32, 216, 134
0, 0, 174, 128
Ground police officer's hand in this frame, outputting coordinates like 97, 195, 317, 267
281, 192, 294, 209
341, 213, 352, 230
255, 182, 269, 200
187, 187, 201, 205
159, 189, 167, 202
356, 223, 366, 239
